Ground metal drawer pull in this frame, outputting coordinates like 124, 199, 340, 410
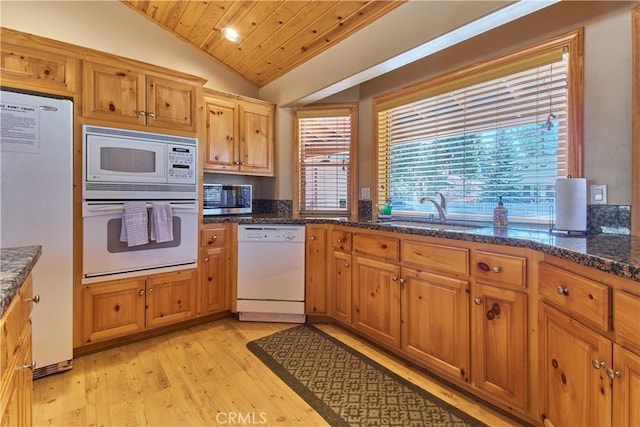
491, 266, 501, 273
25, 294, 40, 304
592, 359, 606, 369
474, 297, 482, 305
606, 368, 621, 379
556, 286, 569, 296
138, 289, 145, 296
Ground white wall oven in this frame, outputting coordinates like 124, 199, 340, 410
81, 125, 198, 284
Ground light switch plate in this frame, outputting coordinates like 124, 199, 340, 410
590, 184, 607, 205
361, 187, 371, 200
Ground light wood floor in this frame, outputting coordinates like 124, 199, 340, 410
33, 318, 520, 426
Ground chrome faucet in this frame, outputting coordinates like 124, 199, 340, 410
419, 192, 447, 222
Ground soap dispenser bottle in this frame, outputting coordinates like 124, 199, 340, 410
493, 196, 508, 228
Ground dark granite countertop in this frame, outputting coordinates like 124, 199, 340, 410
204, 215, 640, 282
0, 245, 41, 318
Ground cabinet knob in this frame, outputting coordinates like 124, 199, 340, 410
310, 236, 316, 241
592, 359, 606, 369
392, 276, 399, 281
491, 266, 501, 273
22, 361, 36, 371
556, 286, 569, 296
25, 294, 40, 304
138, 110, 146, 116
337, 238, 342, 243
138, 289, 145, 296
344, 263, 350, 268
148, 288, 154, 293
147, 112, 155, 118
399, 278, 406, 285
474, 297, 482, 305
204, 257, 209, 262
606, 368, 621, 379
240, 162, 245, 166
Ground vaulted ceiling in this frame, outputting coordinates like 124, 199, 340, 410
121, 0, 406, 88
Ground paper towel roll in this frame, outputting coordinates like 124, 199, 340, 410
555, 177, 587, 232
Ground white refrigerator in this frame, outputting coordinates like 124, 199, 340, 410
1, 89, 73, 377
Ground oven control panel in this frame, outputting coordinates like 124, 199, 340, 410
167, 144, 196, 184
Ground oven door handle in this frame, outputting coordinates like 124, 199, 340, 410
83, 202, 198, 215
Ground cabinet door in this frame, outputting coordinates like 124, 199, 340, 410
1, 371, 19, 427
81, 278, 146, 344
239, 103, 274, 176
539, 303, 612, 427
18, 323, 33, 427
612, 343, 640, 427
204, 97, 238, 171
305, 226, 328, 314
401, 268, 470, 382
200, 247, 228, 314
146, 269, 197, 328
83, 61, 146, 125
472, 284, 527, 410
146, 75, 198, 132
352, 256, 401, 347
330, 251, 352, 324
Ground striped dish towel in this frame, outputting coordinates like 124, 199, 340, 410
150, 201, 174, 243
120, 202, 149, 247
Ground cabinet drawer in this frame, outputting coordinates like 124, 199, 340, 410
331, 230, 352, 252
201, 228, 226, 247
473, 251, 526, 288
614, 290, 640, 350
353, 233, 399, 261
539, 263, 610, 330
402, 241, 469, 276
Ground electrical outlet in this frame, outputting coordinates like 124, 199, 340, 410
361, 187, 371, 200
590, 184, 607, 205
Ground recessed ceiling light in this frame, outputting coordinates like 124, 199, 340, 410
221, 27, 241, 43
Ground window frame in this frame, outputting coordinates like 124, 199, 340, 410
373, 29, 584, 223
292, 103, 359, 219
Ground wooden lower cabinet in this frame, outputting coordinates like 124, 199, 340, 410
329, 250, 352, 324
305, 225, 328, 315
352, 256, 401, 348
472, 284, 527, 410
199, 246, 228, 314
401, 268, 470, 382
612, 343, 640, 427
145, 270, 197, 328
539, 303, 612, 426
81, 269, 197, 345
1, 274, 35, 427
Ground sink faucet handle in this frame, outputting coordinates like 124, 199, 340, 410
435, 191, 446, 210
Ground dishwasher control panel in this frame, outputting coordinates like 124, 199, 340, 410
238, 225, 305, 243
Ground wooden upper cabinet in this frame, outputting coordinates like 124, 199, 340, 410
239, 102, 274, 175
204, 97, 239, 171
0, 40, 78, 95
202, 91, 275, 176
83, 60, 200, 132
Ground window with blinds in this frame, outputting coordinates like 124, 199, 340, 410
375, 31, 582, 224
294, 105, 357, 216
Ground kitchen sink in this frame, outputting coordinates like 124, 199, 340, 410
378, 221, 482, 231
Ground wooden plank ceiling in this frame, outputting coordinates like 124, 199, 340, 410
121, 1, 406, 87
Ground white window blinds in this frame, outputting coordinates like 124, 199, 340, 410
376, 34, 581, 224
295, 107, 355, 215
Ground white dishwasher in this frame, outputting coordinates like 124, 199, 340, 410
237, 224, 306, 323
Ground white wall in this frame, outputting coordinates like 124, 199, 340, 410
0, 1, 258, 97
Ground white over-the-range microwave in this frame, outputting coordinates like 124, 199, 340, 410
82, 125, 197, 200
